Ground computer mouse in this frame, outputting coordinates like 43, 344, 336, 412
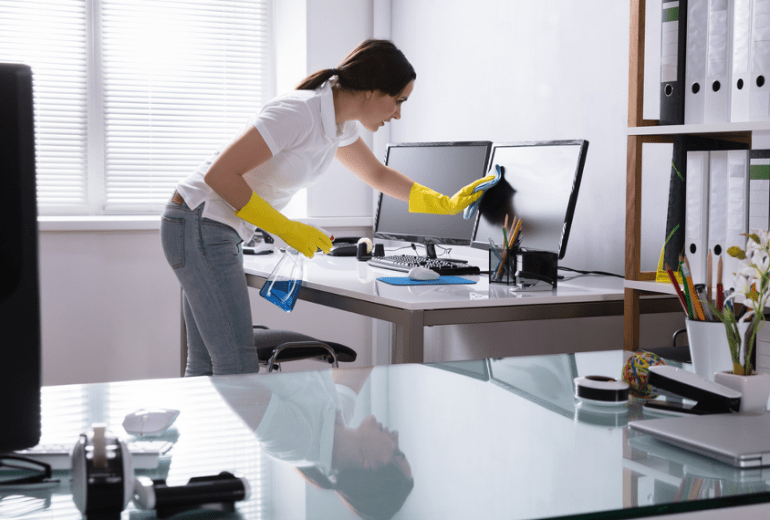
122, 408, 180, 436
408, 266, 440, 281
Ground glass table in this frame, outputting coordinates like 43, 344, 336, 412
2, 350, 769, 519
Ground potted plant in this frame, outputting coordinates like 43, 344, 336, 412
710, 231, 770, 412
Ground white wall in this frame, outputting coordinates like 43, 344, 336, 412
386, 0, 685, 360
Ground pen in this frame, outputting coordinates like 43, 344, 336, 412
679, 261, 694, 320
695, 285, 714, 321
488, 237, 504, 261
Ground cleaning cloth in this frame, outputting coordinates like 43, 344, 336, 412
463, 164, 503, 220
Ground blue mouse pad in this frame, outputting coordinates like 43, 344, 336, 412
377, 276, 477, 286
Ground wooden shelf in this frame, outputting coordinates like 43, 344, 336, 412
623, 279, 678, 296
628, 120, 770, 136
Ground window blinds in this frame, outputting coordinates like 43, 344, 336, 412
0, 0, 272, 214
0, 0, 89, 211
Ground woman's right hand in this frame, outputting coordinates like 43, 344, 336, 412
280, 221, 333, 258
235, 192, 332, 258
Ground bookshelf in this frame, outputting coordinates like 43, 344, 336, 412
624, 0, 765, 351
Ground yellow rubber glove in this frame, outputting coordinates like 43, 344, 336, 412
408, 174, 497, 214
235, 192, 332, 258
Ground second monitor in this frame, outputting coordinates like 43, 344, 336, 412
373, 141, 493, 258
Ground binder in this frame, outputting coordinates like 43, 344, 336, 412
661, 0, 688, 125
686, 0, 709, 124
707, 151, 729, 280
749, 149, 770, 232
724, 150, 750, 289
731, 0, 753, 122
704, 0, 734, 124
663, 136, 750, 274
685, 150, 710, 285
749, 0, 770, 120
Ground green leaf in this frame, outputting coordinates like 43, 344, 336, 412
728, 246, 747, 260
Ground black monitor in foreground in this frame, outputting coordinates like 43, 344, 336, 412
374, 141, 492, 257
0, 63, 42, 452
472, 140, 588, 260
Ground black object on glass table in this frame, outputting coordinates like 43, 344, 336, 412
0, 455, 57, 487
71, 425, 134, 519
368, 255, 481, 276
134, 472, 250, 519
643, 365, 742, 415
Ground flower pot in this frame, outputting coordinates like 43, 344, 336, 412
685, 319, 750, 381
714, 371, 770, 413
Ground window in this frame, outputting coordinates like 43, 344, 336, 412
0, 0, 273, 215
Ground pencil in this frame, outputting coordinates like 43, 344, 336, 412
717, 255, 724, 312
502, 214, 509, 250
665, 263, 690, 315
682, 255, 706, 320
665, 263, 689, 313
509, 218, 522, 249
706, 249, 713, 305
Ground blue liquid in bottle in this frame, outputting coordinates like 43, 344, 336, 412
260, 279, 302, 312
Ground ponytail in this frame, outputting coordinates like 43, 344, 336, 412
296, 39, 416, 96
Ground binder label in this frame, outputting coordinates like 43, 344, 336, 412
662, 2, 681, 82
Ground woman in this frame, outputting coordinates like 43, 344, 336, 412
161, 39, 494, 376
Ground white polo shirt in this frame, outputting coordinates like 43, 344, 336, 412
176, 80, 359, 242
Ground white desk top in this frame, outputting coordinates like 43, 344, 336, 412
243, 249, 645, 312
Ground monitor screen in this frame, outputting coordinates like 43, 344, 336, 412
373, 141, 492, 249
472, 140, 588, 259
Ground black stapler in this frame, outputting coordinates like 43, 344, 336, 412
644, 365, 742, 415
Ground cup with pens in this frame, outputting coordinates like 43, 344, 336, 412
665, 250, 742, 381
489, 215, 523, 285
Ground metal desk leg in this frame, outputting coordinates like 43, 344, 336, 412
392, 310, 424, 364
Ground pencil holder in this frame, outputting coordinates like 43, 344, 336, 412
489, 247, 516, 284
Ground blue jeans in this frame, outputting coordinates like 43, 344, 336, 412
160, 198, 258, 376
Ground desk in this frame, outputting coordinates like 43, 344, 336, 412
243, 252, 680, 364
5, 351, 770, 519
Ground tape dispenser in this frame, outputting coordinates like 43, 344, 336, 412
71, 424, 134, 519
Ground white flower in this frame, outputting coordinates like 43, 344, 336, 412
735, 266, 756, 295
752, 249, 770, 274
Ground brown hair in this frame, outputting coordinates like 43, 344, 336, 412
296, 39, 416, 97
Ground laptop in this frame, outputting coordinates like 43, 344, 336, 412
629, 412, 770, 468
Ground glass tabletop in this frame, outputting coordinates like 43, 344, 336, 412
2, 350, 769, 519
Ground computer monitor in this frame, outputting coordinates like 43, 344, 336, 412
0, 63, 42, 452
471, 140, 588, 260
373, 141, 493, 257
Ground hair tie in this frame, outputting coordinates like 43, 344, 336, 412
331, 68, 340, 76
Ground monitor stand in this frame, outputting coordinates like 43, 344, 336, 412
422, 243, 468, 264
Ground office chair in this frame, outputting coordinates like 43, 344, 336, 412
253, 325, 357, 372
642, 328, 690, 363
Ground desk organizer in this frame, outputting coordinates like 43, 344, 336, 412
489, 248, 516, 284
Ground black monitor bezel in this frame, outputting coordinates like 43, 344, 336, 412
471, 139, 589, 260
373, 141, 493, 246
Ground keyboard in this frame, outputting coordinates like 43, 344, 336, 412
367, 255, 481, 276
14, 440, 174, 470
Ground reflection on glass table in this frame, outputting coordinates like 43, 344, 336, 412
3, 351, 770, 519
